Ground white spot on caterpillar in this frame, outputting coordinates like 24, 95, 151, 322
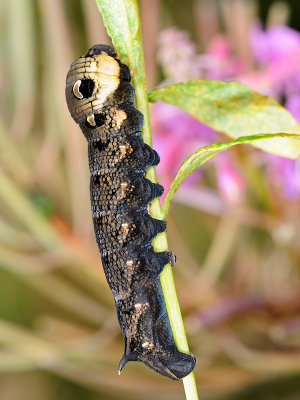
142, 342, 154, 349
119, 144, 127, 156
121, 222, 129, 236
126, 260, 133, 267
134, 302, 149, 311
73, 80, 83, 99
114, 110, 127, 129
87, 114, 96, 126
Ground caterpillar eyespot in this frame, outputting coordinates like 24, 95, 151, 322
65, 44, 196, 380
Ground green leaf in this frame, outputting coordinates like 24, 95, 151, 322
95, 0, 138, 63
148, 80, 300, 159
162, 133, 300, 218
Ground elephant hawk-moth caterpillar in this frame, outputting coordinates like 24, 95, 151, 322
65, 44, 196, 380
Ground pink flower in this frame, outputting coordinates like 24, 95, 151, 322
157, 28, 203, 83
157, 28, 244, 83
285, 93, 300, 122
215, 157, 245, 204
267, 156, 300, 200
205, 35, 245, 80
250, 23, 300, 66
151, 101, 216, 191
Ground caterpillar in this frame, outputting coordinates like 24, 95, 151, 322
65, 44, 196, 380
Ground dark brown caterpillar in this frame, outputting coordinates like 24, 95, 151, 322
65, 44, 196, 380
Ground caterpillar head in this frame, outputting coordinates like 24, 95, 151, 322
65, 45, 131, 128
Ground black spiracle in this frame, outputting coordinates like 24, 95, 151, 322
65, 44, 196, 380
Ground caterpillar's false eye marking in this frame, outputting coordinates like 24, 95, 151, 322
72, 79, 95, 99
65, 44, 196, 381
85, 113, 106, 128
94, 113, 106, 127
87, 114, 96, 127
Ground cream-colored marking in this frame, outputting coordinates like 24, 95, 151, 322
126, 260, 133, 267
114, 110, 127, 129
93, 74, 119, 107
134, 303, 142, 309
96, 54, 120, 76
73, 80, 83, 99
121, 182, 128, 188
142, 342, 154, 349
119, 144, 127, 158
87, 114, 96, 126
121, 223, 129, 236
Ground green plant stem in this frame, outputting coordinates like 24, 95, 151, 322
127, 6, 198, 399
131, 0, 194, 346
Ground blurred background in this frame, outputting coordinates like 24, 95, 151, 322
0, 0, 300, 399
